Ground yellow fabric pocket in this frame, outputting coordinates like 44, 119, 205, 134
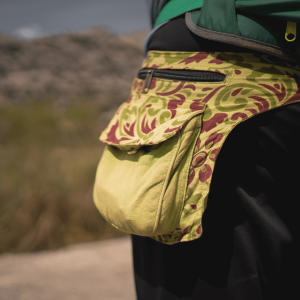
93, 96, 205, 236
92, 60, 225, 237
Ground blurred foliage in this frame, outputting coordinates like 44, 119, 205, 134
0, 100, 127, 254
0, 29, 147, 254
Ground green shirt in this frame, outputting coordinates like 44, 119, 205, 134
155, 0, 300, 27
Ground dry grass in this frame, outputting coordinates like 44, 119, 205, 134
0, 28, 148, 253
0, 100, 127, 254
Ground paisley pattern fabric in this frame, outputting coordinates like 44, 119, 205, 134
98, 51, 300, 244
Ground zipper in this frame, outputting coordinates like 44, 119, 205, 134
286, 21, 296, 42
138, 68, 226, 94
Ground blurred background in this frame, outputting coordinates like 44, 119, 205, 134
0, 1, 150, 299
0, 0, 149, 254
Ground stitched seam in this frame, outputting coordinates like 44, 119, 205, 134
171, 119, 202, 233
231, 0, 240, 36
199, 0, 207, 24
152, 130, 181, 234
104, 111, 205, 149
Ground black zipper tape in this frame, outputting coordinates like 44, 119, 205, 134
138, 68, 226, 94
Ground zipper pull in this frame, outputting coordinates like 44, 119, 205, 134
285, 21, 296, 42
142, 69, 154, 94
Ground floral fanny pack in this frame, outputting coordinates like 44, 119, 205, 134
93, 51, 300, 244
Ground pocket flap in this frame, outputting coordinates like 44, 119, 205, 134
100, 97, 206, 151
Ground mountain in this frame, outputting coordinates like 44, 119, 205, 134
0, 29, 148, 108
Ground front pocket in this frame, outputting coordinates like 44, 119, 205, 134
93, 68, 225, 236
94, 114, 202, 236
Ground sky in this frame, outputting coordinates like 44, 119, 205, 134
0, 0, 150, 39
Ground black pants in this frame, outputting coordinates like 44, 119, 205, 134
132, 15, 300, 300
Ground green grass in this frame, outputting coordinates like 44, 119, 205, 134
0, 101, 126, 254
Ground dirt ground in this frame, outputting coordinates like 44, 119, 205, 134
0, 237, 136, 300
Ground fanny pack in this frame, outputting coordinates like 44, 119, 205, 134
93, 51, 300, 244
